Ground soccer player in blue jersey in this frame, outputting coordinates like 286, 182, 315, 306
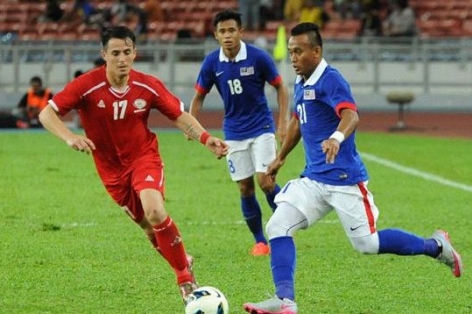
243, 22, 463, 314
189, 10, 289, 256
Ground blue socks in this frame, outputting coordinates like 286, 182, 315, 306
378, 228, 439, 257
270, 236, 296, 300
241, 195, 266, 244
265, 184, 281, 212
267, 230, 439, 302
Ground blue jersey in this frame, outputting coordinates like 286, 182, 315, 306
195, 42, 282, 140
294, 59, 369, 185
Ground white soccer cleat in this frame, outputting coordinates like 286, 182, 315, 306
243, 296, 298, 314
431, 230, 462, 277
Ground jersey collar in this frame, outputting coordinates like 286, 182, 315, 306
295, 58, 328, 86
219, 41, 247, 63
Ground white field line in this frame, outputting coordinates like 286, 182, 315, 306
185, 220, 341, 226
61, 222, 97, 228
361, 152, 472, 193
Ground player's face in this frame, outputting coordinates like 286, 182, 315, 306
288, 34, 321, 80
101, 37, 136, 79
214, 19, 242, 51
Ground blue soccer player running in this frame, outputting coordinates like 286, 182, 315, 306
189, 10, 289, 256
243, 22, 463, 314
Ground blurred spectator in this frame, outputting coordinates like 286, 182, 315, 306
383, 0, 416, 37
0, 111, 26, 129
239, 0, 261, 30
74, 70, 84, 78
334, 0, 362, 19
144, 0, 164, 22
15, 76, 53, 128
358, 2, 383, 36
110, 0, 148, 38
283, 0, 304, 21
323, 0, 342, 21
93, 57, 106, 67
299, 0, 329, 28
259, 0, 274, 30
37, 0, 64, 23
62, 0, 109, 30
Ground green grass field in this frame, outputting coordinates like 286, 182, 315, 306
1, 130, 471, 313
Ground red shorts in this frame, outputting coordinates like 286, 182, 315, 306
104, 159, 164, 223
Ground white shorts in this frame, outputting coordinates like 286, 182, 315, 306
274, 177, 379, 237
225, 133, 277, 181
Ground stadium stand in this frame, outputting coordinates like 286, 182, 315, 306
0, 0, 471, 42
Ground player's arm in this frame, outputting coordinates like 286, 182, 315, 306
188, 91, 206, 119
322, 108, 359, 164
174, 111, 228, 159
185, 91, 207, 140
266, 114, 301, 180
39, 104, 95, 154
274, 81, 290, 144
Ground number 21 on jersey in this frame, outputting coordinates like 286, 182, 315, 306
296, 103, 307, 124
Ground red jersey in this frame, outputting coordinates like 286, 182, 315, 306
49, 66, 183, 183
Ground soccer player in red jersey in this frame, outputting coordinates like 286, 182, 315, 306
39, 26, 228, 305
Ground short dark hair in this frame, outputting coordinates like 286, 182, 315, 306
212, 10, 242, 29
100, 26, 136, 49
291, 22, 323, 48
30, 76, 42, 85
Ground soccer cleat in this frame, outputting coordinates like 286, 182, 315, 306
179, 281, 199, 305
431, 230, 462, 277
251, 242, 270, 256
179, 253, 198, 304
243, 296, 298, 314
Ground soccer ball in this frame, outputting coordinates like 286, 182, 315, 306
184, 286, 229, 314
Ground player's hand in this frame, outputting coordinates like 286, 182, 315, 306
66, 134, 96, 154
205, 137, 229, 160
266, 157, 284, 181
321, 138, 340, 164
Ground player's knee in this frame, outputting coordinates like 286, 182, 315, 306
350, 233, 379, 254
266, 219, 284, 239
266, 216, 295, 239
143, 207, 167, 225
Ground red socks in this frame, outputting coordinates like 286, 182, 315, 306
152, 216, 192, 284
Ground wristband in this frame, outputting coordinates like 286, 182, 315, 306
200, 131, 210, 145
329, 131, 345, 143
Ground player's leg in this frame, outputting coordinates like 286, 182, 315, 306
238, 176, 270, 255
227, 139, 269, 255
106, 177, 197, 302
139, 218, 195, 279
333, 182, 462, 277
243, 178, 332, 314
253, 133, 281, 212
139, 188, 197, 295
243, 202, 304, 314
132, 162, 197, 300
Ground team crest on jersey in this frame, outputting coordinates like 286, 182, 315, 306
133, 99, 146, 112
97, 100, 105, 108
303, 89, 316, 100
240, 66, 254, 76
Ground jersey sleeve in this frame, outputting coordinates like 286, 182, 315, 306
194, 55, 215, 95
152, 78, 184, 120
258, 49, 282, 86
49, 79, 84, 116
325, 73, 357, 117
